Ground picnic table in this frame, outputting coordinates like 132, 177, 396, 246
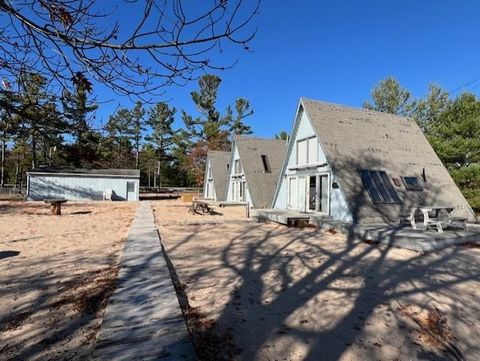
404, 206, 467, 233
188, 200, 211, 215
44, 198, 68, 215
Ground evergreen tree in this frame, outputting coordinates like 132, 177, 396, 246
428, 92, 480, 167
104, 108, 135, 168
145, 102, 176, 187
182, 74, 229, 146
413, 83, 450, 132
427, 92, 480, 210
226, 98, 253, 135
128, 102, 146, 169
0, 89, 18, 186
275, 131, 289, 141
62, 82, 99, 167
363, 77, 414, 116
179, 74, 254, 185
16, 72, 65, 168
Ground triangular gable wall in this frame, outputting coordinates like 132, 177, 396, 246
272, 101, 352, 222
203, 157, 217, 200
225, 139, 254, 206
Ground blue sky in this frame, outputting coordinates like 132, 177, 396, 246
96, 0, 480, 138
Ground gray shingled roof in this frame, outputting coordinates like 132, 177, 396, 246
207, 150, 230, 201
29, 166, 140, 177
300, 98, 476, 223
235, 135, 287, 208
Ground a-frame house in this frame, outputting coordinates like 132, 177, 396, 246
203, 150, 230, 201
272, 98, 476, 224
225, 135, 287, 208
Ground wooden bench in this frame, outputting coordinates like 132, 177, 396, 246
44, 199, 67, 215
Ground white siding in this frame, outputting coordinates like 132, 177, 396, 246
273, 105, 353, 222
27, 174, 139, 201
203, 159, 217, 200
225, 142, 253, 206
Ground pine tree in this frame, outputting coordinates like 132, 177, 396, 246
179, 74, 254, 185
16, 72, 65, 169
145, 102, 176, 187
104, 108, 134, 168
62, 82, 99, 167
226, 98, 253, 135
363, 77, 414, 116
275, 131, 289, 141
129, 102, 146, 169
427, 92, 480, 210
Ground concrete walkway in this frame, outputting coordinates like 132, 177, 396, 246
92, 202, 196, 360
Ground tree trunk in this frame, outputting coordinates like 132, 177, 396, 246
15, 153, 20, 189
31, 135, 37, 169
135, 142, 140, 169
1, 136, 5, 188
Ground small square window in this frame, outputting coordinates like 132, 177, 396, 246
402, 176, 423, 191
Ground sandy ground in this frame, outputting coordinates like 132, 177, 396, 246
153, 199, 250, 226
0, 201, 137, 360
153, 200, 480, 361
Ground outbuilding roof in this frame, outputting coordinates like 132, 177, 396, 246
235, 135, 287, 208
28, 166, 140, 177
207, 150, 230, 201
299, 98, 475, 223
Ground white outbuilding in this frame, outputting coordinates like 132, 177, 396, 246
26, 167, 140, 201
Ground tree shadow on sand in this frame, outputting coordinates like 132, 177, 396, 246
161, 155, 480, 361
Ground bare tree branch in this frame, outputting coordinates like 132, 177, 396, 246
0, 0, 260, 99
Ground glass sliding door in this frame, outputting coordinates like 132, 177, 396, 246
308, 175, 317, 212
318, 174, 329, 213
240, 181, 245, 202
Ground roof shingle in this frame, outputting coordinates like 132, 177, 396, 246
235, 135, 287, 208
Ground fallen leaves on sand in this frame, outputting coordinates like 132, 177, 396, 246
398, 303, 465, 361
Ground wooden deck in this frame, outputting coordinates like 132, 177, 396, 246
252, 209, 312, 227
92, 202, 196, 360
254, 209, 480, 252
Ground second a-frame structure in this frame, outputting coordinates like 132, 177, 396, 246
225, 135, 287, 208
203, 150, 230, 201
